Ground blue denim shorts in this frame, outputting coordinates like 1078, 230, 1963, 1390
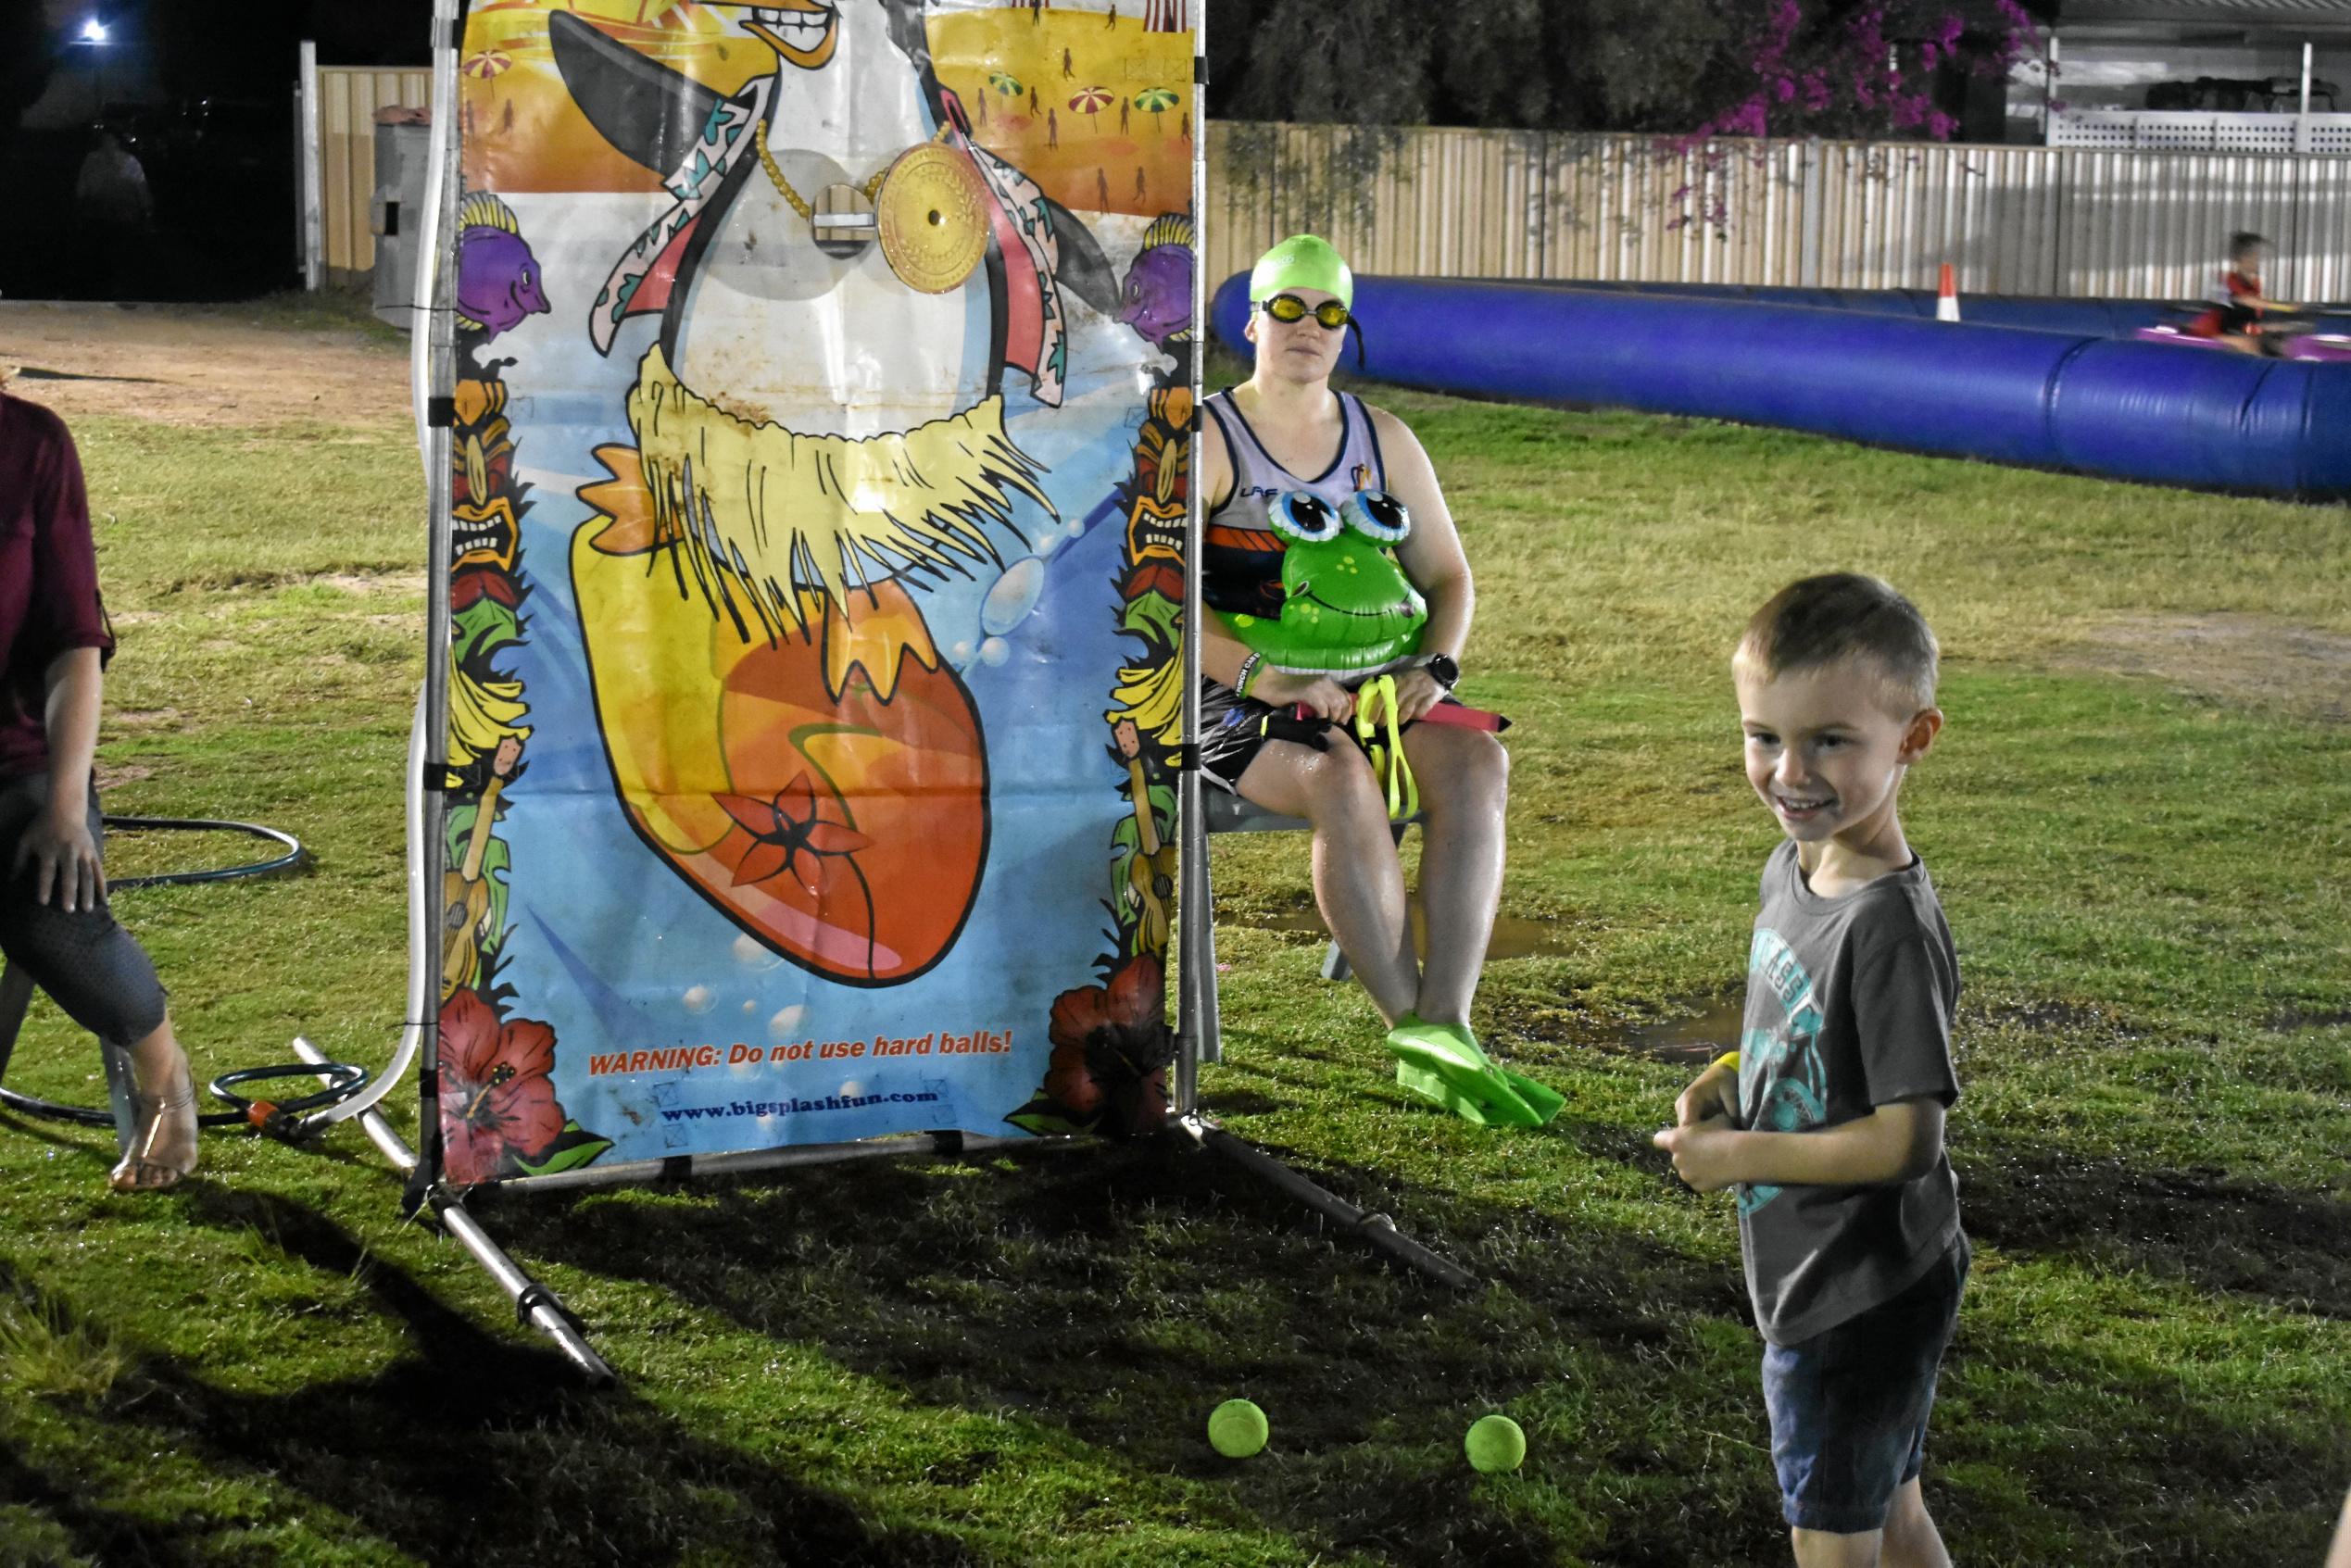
1762, 1237, 1968, 1535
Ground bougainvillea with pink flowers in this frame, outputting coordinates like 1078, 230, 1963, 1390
1666, 1, 2049, 229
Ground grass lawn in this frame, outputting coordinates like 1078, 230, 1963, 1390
1, 311, 2345, 1567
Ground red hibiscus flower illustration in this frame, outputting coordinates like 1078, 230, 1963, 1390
1044, 955, 1173, 1137
714, 771, 874, 894
439, 986, 564, 1185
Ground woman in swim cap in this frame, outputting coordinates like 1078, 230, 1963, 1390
1198, 235, 1550, 1125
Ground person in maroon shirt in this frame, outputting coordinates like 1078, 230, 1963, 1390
2, 384, 195, 1190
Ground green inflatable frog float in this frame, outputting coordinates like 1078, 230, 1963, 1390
1227, 489, 1427, 674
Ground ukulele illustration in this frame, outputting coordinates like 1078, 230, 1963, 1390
1114, 719, 1176, 954
443, 735, 521, 998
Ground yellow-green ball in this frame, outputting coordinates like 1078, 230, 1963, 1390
1208, 1398, 1269, 1459
1465, 1413, 1526, 1474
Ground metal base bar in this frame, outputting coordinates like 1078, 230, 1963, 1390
472, 1130, 1087, 1197
293, 1037, 615, 1384
1177, 1112, 1476, 1289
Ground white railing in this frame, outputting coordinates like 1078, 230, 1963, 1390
2050, 108, 2351, 156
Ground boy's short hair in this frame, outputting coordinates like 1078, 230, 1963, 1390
1736, 572, 1939, 711
2231, 230, 2269, 258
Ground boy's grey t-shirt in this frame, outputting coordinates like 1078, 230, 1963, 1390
1736, 838, 1963, 1347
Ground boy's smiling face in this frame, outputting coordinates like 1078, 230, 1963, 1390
1734, 657, 1941, 859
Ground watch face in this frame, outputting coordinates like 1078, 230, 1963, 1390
1427, 655, 1459, 687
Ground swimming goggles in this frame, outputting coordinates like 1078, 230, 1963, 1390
1258, 293, 1352, 330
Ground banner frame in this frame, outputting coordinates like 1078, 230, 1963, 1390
360, 0, 1465, 1379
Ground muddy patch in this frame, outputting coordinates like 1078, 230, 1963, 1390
108, 708, 182, 730
1963, 1148, 2351, 1317
2054, 613, 2351, 723
2268, 1005, 2351, 1032
0, 302, 409, 429
1231, 899, 1575, 960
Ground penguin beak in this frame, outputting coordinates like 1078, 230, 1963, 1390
746, 1, 840, 69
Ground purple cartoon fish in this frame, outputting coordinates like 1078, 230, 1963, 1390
1118, 212, 1194, 351
455, 191, 549, 344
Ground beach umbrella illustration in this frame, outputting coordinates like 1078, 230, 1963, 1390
1069, 85, 1113, 132
464, 49, 513, 107
1133, 86, 1179, 131
987, 69, 1024, 97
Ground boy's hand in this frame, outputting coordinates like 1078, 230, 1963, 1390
1674, 1061, 1739, 1129
1653, 1119, 1745, 1193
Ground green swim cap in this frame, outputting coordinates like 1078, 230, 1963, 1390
1250, 234, 1353, 309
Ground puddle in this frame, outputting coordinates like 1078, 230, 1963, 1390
1616, 997, 1746, 1064
1231, 901, 1574, 959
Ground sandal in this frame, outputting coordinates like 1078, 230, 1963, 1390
108, 1045, 199, 1192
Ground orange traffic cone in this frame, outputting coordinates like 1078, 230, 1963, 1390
1936, 263, 1961, 322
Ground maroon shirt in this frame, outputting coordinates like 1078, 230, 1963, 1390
2, 392, 115, 778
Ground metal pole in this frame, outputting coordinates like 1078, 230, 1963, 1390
476, 1132, 1084, 1197
1178, 1114, 1476, 1289
1174, 4, 1213, 1113
2301, 42, 2315, 156
292, 1038, 615, 1384
407, 0, 463, 1205
298, 40, 322, 291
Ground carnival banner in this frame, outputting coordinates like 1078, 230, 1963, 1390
431, 0, 1195, 1184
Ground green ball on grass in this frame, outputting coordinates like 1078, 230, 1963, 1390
1208, 1398, 1269, 1459
1465, 1412, 1526, 1474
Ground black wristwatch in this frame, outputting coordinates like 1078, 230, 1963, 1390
1421, 653, 1460, 690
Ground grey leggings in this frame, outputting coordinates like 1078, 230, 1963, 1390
1, 771, 170, 1047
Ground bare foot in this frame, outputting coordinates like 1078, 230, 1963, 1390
109, 1034, 198, 1192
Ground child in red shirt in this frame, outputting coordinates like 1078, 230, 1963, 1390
2187, 231, 2298, 353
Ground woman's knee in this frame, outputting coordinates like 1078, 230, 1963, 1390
0, 904, 168, 1045
1290, 747, 1393, 838
1417, 727, 1508, 811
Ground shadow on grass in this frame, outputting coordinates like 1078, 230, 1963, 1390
470, 1135, 1767, 1568
1, 1197, 987, 1568
8, 1123, 2345, 1568
0, 1434, 194, 1568
1956, 1142, 2351, 1318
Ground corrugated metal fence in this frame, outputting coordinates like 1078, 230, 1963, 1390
1203, 121, 2351, 303
309, 93, 2351, 301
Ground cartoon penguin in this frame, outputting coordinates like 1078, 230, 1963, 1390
550, 4, 1120, 987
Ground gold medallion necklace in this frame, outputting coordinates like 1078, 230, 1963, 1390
750, 120, 988, 293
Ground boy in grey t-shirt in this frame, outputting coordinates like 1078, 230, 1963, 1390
1654, 573, 1968, 1565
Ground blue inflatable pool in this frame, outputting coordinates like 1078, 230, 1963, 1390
1209, 273, 2351, 500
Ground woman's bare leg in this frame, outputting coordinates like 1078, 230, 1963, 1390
1234, 739, 1419, 1023
1399, 723, 1508, 1027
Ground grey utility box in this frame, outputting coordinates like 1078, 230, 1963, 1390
371, 109, 433, 329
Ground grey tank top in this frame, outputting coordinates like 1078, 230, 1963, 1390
1201, 389, 1388, 619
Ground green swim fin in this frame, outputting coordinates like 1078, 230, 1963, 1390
1496, 1066, 1566, 1125
1382, 1014, 1551, 1129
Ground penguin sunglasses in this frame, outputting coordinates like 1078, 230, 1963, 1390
1258, 293, 1352, 330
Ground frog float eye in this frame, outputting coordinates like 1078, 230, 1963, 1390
1340, 488, 1411, 545
1267, 490, 1344, 544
